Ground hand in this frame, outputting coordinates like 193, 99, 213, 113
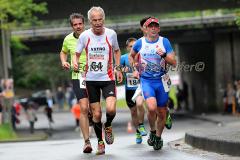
156, 48, 166, 58
73, 62, 79, 72
133, 70, 139, 79
62, 61, 70, 70
116, 71, 123, 83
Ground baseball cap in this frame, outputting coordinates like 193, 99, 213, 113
144, 17, 159, 27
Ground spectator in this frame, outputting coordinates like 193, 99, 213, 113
225, 83, 236, 113
236, 82, 240, 113
11, 105, 19, 130
46, 89, 54, 108
0, 86, 3, 124
26, 102, 37, 134
65, 86, 75, 109
56, 86, 65, 110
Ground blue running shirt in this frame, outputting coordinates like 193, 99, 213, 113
133, 36, 173, 79
120, 53, 139, 90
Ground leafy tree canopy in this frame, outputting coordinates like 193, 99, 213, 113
0, 0, 47, 28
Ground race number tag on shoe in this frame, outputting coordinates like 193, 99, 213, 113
126, 73, 139, 88
161, 74, 171, 92
79, 73, 86, 89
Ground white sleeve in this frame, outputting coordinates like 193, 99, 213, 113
111, 31, 120, 51
76, 33, 86, 54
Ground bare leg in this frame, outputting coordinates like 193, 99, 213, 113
136, 96, 145, 124
156, 107, 167, 137
79, 98, 90, 141
105, 96, 116, 116
145, 97, 157, 131
130, 106, 139, 129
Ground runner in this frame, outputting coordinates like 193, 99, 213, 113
74, 6, 123, 155
129, 17, 176, 150
120, 37, 147, 144
60, 13, 92, 153
133, 16, 172, 130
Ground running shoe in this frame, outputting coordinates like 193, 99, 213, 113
83, 141, 92, 153
138, 124, 147, 136
96, 141, 105, 155
165, 109, 172, 129
136, 132, 142, 144
147, 132, 156, 146
153, 136, 163, 150
104, 125, 114, 144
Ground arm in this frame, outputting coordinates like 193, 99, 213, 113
73, 52, 81, 71
129, 48, 138, 67
73, 35, 85, 71
114, 49, 123, 83
165, 52, 176, 67
129, 48, 139, 78
157, 37, 177, 67
60, 51, 70, 70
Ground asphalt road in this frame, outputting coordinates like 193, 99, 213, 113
1, 110, 240, 160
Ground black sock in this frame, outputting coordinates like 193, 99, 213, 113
151, 130, 156, 134
105, 113, 116, 127
93, 122, 103, 142
85, 138, 90, 143
136, 129, 140, 133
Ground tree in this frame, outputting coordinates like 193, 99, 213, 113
0, 0, 47, 28
0, 0, 47, 124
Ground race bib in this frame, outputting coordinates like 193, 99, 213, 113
161, 74, 171, 92
126, 73, 139, 88
79, 73, 86, 89
88, 60, 107, 73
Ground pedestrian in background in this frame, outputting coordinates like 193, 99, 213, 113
236, 81, 240, 113
56, 86, 65, 110
26, 102, 37, 134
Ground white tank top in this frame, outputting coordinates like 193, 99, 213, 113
76, 27, 120, 81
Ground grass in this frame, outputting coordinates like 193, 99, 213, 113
101, 98, 128, 109
0, 123, 47, 142
0, 123, 17, 140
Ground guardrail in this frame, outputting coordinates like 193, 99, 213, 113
11, 14, 236, 39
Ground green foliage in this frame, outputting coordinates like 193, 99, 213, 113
0, 123, 17, 140
235, 9, 240, 27
101, 98, 127, 109
13, 53, 70, 89
0, 0, 47, 29
11, 36, 29, 55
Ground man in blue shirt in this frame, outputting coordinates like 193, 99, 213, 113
121, 37, 147, 144
129, 17, 176, 150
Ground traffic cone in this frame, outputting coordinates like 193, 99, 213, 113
127, 121, 134, 133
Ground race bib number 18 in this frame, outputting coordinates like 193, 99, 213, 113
126, 73, 139, 88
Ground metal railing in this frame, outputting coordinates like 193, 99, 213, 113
11, 14, 236, 39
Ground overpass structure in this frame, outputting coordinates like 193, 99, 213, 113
12, 14, 236, 39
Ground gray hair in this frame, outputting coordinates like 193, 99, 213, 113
87, 6, 105, 21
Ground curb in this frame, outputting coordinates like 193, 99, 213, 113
185, 133, 240, 156
185, 125, 240, 156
